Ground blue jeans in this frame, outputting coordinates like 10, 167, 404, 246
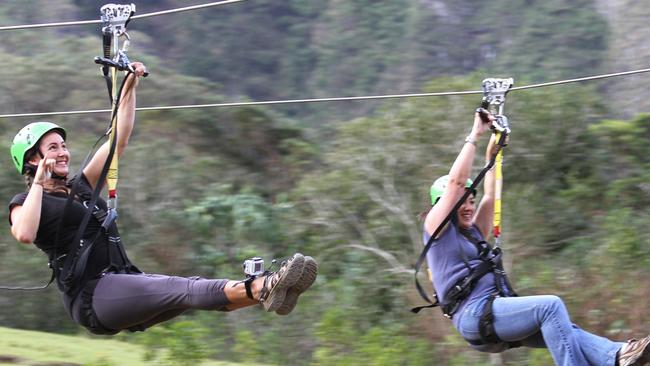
456, 294, 623, 366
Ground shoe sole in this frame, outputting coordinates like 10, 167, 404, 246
620, 336, 650, 366
263, 253, 305, 312
276, 256, 318, 315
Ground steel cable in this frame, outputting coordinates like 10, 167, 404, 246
0, 0, 244, 31
1, 67, 649, 119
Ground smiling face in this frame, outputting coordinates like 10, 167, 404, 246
28, 131, 70, 178
456, 193, 476, 229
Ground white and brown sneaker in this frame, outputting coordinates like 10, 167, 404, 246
276, 255, 318, 315
258, 253, 305, 312
619, 335, 650, 366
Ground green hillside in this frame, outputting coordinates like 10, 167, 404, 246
0, 326, 250, 366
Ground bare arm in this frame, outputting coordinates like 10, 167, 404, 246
83, 63, 147, 189
10, 158, 55, 243
424, 111, 492, 236
474, 133, 498, 238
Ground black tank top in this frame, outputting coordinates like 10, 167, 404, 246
9, 174, 118, 289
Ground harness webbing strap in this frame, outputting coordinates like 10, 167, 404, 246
493, 131, 504, 240
101, 29, 113, 101
437, 228, 516, 319
463, 293, 521, 349
0, 269, 56, 291
98, 3, 139, 208
441, 258, 497, 317
106, 64, 119, 203
244, 277, 255, 300
57, 4, 143, 296
459, 229, 517, 298
56, 74, 135, 296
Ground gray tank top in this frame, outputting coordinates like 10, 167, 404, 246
424, 222, 497, 328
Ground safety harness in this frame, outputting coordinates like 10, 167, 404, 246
49, 4, 147, 335
0, 4, 142, 295
48, 4, 143, 300
412, 78, 519, 348
455, 228, 519, 347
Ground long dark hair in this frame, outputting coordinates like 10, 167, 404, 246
418, 205, 432, 222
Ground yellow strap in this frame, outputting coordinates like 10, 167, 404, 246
107, 67, 119, 199
493, 131, 503, 239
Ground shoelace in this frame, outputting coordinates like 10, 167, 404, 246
619, 337, 650, 366
231, 256, 289, 302
259, 258, 287, 302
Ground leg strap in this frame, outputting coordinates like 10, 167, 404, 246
243, 276, 256, 300
78, 279, 120, 335
479, 295, 500, 344
476, 294, 522, 349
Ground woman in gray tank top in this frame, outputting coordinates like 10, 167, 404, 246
422, 109, 649, 366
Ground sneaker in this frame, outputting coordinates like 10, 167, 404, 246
259, 253, 305, 312
276, 256, 318, 315
619, 335, 650, 366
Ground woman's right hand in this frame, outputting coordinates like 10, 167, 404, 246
11, 158, 52, 243
33, 158, 55, 186
471, 109, 494, 138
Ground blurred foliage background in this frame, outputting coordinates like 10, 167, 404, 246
0, 0, 648, 365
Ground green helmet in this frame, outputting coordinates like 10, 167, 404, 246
11, 122, 66, 174
430, 175, 475, 205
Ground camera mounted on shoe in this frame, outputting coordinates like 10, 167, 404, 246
243, 257, 265, 277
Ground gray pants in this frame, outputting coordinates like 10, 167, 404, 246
71, 273, 230, 332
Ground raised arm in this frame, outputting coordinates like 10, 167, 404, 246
473, 133, 498, 238
424, 110, 493, 236
10, 158, 55, 243
83, 62, 147, 189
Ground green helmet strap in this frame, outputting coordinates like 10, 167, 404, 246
10, 122, 66, 174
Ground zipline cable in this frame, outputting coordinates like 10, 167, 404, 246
1, 66, 649, 119
0, 0, 244, 31
131, 0, 244, 20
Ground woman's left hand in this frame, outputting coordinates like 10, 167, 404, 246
130, 62, 148, 77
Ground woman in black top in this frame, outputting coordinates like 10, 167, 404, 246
8, 62, 317, 334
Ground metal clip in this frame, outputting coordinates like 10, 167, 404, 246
492, 115, 510, 134
101, 208, 118, 231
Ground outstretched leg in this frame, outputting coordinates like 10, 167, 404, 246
490, 295, 621, 366
89, 273, 231, 331
88, 253, 314, 331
